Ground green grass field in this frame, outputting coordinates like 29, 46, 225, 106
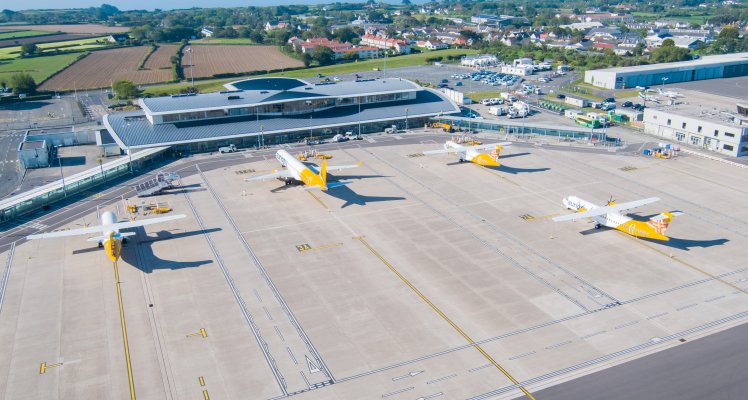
0, 30, 54, 40
144, 48, 479, 96
191, 38, 256, 45
0, 36, 110, 60
0, 53, 83, 86
37, 36, 109, 50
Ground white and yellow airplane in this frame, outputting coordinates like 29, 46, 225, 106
247, 149, 361, 191
27, 211, 186, 261
423, 140, 511, 167
552, 196, 683, 241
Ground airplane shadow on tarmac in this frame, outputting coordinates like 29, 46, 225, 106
118, 227, 217, 271
579, 227, 729, 251
643, 237, 730, 251
445, 159, 549, 174
324, 184, 406, 208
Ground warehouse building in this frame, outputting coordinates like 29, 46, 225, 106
103, 77, 460, 153
643, 89, 748, 157
584, 52, 748, 89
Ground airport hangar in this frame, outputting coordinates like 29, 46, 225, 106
584, 52, 748, 89
103, 77, 461, 152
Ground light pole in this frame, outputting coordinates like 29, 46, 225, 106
97, 158, 104, 181
405, 107, 409, 132
661, 76, 668, 91
57, 146, 67, 198
306, 100, 313, 142
260, 124, 265, 148
186, 47, 194, 90
358, 98, 362, 137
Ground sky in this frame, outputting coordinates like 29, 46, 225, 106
14, 0, 380, 11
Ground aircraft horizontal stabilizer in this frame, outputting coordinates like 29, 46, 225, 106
651, 211, 684, 220
325, 161, 362, 172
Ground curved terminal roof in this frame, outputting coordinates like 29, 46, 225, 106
107, 89, 460, 149
140, 77, 422, 115
226, 77, 309, 91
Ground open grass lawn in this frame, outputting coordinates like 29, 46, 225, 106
144, 48, 479, 96
191, 38, 257, 45
37, 36, 109, 50
0, 53, 82, 86
466, 90, 506, 102
615, 89, 641, 98
0, 30, 53, 40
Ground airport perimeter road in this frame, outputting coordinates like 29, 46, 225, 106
522, 321, 748, 400
0, 130, 24, 199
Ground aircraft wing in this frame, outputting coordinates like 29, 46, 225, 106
466, 142, 512, 151
246, 169, 293, 181
325, 161, 362, 172
423, 148, 459, 155
552, 197, 661, 222
27, 225, 105, 240
106, 214, 187, 231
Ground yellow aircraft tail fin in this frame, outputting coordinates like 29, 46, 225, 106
319, 159, 327, 187
647, 211, 674, 236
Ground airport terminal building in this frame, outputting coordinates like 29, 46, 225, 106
643, 90, 748, 157
104, 77, 460, 153
584, 52, 748, 89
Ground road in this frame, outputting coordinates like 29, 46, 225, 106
0, 130, 24, 199
522, 321, 748, 400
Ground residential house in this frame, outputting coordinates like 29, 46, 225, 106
107, 33, 129, 43
200, 27, 214, 37
265, 21, 289, 31
360, 34, 412, 54
416, 40, 449, 50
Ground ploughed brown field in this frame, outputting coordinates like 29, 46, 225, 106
183, 45, 303, 78
144, 44, 179, 70
40, 46, 173, 91
0, 24, 130, 34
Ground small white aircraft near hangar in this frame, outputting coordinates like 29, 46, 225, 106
422, 140, 512, 167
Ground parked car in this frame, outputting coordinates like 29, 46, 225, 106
556, 94, 566, 99
604, 97, 615, 103
622, 101, 633, 108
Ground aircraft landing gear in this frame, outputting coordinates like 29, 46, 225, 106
594, 223, 601, 229
97, 242, 103, 248
458, 158, 464, 163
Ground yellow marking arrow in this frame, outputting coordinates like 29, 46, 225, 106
186, 328, 208, 338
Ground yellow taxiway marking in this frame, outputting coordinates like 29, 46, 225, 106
620, 233, 748, 296
297, 242, 343, 253
473, 164, 520, 187
186, 328, 208, 338
203, 389, 210, 400
353, 236, 537, 400
199, 376, 205, 386
306, 191, 330, 211
113, 261, 136, 400
39, 362, 63, 374
521, 213, 561, 221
